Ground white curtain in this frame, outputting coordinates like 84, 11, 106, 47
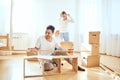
0, 0, 11, 34
99, 0, 120, 57
77, 0, 120, 57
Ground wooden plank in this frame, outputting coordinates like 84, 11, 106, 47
72, 58, 78, 72
24, 55, 78, 60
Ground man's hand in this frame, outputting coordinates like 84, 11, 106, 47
28, 48, 38, 52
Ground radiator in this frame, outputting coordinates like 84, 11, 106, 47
12, 33, 29, 50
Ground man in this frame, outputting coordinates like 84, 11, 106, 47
34, 25, 85, 71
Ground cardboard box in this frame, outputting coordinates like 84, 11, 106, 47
81, 55, 100, 67
91, 44, 100, 55
89, 31, 100, 44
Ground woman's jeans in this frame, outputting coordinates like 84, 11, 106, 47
60, 32, 69, 41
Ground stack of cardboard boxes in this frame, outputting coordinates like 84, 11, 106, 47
81, 31, 100, 67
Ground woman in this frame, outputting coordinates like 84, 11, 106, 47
58, 11, 74, 41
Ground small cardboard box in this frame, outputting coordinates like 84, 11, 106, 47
89, 31, 100, 44
91, 44, 100, 55
81, 55, 100, 67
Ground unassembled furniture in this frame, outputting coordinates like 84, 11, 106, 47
23, 55, 78, 79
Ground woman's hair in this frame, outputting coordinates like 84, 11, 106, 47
61, 11, 67, 14
46, 25, 55, 33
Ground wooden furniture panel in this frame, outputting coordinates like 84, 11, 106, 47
0, 34, 14, 50
60, 41, 73, 49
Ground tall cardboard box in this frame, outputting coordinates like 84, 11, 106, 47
89, 31, 100, 44
91, 44, 100, 55
81, 55, 100, 67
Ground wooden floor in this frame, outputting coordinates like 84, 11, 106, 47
0, 55, 118, 80
101, 55, 120, 74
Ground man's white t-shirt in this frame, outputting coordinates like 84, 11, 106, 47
54, 36, 62, 44
35, 36, 59, 55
